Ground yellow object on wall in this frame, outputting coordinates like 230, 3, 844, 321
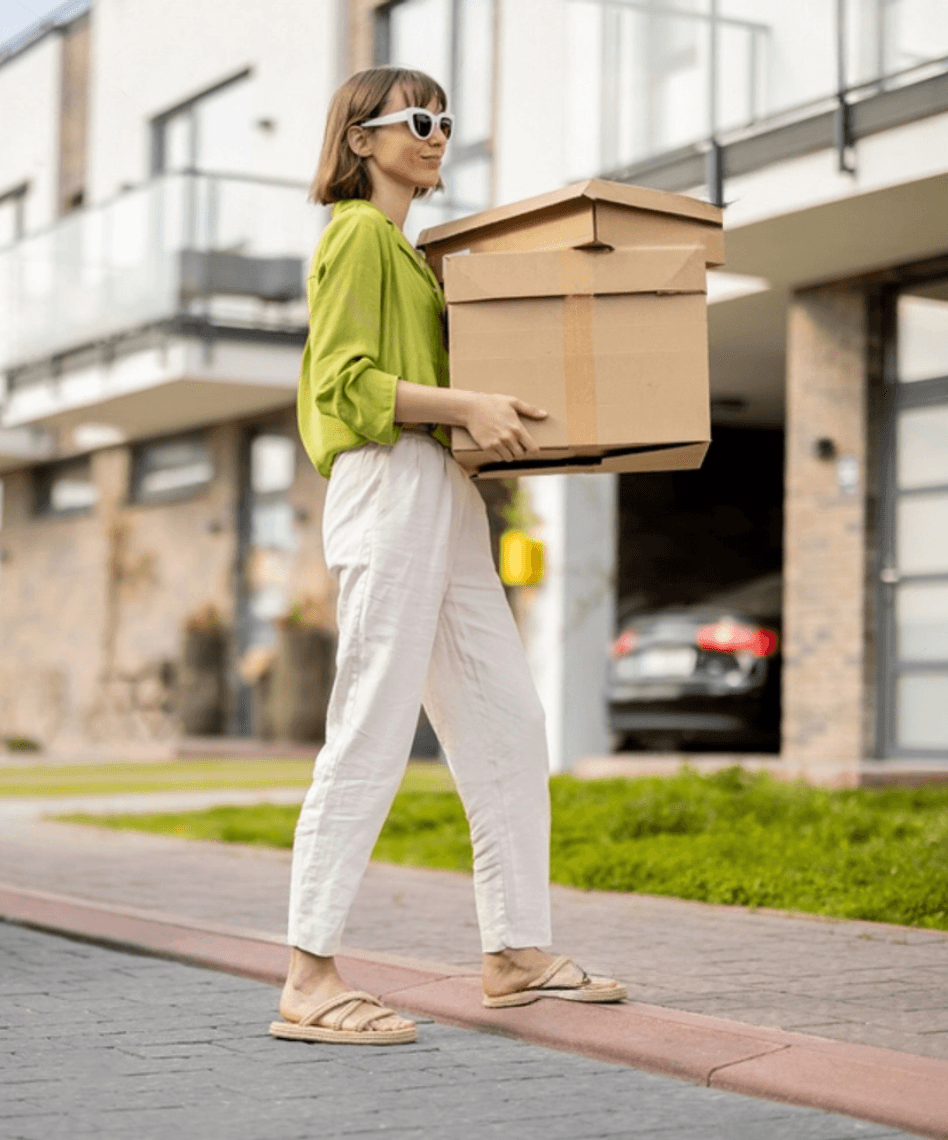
500, 529, 544, 586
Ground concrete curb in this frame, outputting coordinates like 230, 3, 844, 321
2, 882, 946, 1139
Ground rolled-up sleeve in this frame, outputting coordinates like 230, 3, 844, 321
304, 214, 402, 445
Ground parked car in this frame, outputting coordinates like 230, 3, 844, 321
608, 573, 782, 752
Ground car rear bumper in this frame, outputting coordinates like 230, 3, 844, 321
609, 709, 745, 732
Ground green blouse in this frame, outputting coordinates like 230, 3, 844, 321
297, 198, 451, 478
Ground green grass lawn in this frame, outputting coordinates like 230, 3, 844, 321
56, 766, 948, 932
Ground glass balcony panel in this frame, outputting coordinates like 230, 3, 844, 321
897, 492, 948, 575
897, 405, 948, 490
898, 289, 948, 382
865, 0, 948, 84
896, 582, 948, 662
896, 673, 948, 749
0, 173, 317, 374
561, 0, 948, 175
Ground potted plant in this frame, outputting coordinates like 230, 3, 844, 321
270, 596, 336, 743
178, 604, 229, 735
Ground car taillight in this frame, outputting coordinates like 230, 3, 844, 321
695, 622, 779, 657
612, 629, 638, 658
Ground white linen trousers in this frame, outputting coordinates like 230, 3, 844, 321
287, 431, 552, 956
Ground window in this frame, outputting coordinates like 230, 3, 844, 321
132, 433, 213, 503
33, 457, 98, 516
376, 0, 495, 216
151, 70, 254, 177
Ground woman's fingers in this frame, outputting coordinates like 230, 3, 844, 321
511, 398, 548, 421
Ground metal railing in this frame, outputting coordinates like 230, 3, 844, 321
566, 0, 948, 203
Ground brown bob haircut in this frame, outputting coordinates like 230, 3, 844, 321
311, 67, 448, 205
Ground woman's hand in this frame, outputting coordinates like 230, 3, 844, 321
464, 393, 548, 463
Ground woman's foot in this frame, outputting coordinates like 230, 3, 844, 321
482, 948, 626, 1006
278, 947, 414, 1036
482, 947, 584, 998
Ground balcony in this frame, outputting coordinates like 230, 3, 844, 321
0, 172, 322, 443
559, 0, 948, 203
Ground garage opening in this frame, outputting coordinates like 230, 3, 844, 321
613, 425, 784, 754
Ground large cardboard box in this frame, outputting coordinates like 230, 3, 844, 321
443, 245, 710, 477
417, 179, 723, 479
417, 178, 724, 281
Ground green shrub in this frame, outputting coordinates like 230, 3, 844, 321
58, 766, 948, 931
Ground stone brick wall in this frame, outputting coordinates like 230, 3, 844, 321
0, 412, 335, 753
782, 284, 869, 786
0, 466, 106, 747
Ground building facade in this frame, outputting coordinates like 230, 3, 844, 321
1, 0, 946, 779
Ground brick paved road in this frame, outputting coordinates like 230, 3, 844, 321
0, 923, 917, 1140
2, 798, 947, 1061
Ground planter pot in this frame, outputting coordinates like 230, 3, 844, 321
269, 627, 335, 743
178, 628, 228, 735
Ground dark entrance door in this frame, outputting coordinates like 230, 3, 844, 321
879, 277, 948, 758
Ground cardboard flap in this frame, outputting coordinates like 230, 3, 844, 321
418, 178, 723, 250
444, 246, 706, 303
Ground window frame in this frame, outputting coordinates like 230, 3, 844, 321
150, 68, 253, 177
130, 430, 215, 506
32, 456, 98, 518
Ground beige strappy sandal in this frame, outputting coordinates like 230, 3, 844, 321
269, 990, 417, 1045
482, 955, 628, 1008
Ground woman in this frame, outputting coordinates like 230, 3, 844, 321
270, 66, 627, 1046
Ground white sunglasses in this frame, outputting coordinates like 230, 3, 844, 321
359, 107, 454, 141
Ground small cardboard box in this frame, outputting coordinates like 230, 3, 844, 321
417, 178, 724, 282
443, 245, 710, 477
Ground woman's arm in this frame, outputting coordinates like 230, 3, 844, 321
394, 381, 548, 464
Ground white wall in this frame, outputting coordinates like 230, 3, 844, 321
86, 0, 340, 204
0, 33, 62, 233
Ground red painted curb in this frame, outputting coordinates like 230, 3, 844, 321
2, 883, 946, 1139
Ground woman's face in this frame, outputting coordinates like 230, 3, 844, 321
352, 86, 447, 193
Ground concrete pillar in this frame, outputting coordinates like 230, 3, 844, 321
782, 285, 868, 787
520, 472, 617, 773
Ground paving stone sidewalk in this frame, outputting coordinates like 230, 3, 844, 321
0, 923, 918, 1140
1, 793, 947, 1061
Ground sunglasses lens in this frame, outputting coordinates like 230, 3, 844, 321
439, 115, 453, 140
411, 111, 434, 138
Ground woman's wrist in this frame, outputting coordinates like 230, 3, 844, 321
394, 379, 476, 428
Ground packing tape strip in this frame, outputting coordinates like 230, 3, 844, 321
562, 294, 597, 446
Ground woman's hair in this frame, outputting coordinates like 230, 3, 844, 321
312, 67, 448, 205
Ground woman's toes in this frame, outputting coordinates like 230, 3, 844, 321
374, 1012, 413, 1032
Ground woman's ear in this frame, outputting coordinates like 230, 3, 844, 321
347, 124, 373, 158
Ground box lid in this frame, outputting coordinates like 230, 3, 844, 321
419, 178, 722, 250
444, 246, 706, 303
